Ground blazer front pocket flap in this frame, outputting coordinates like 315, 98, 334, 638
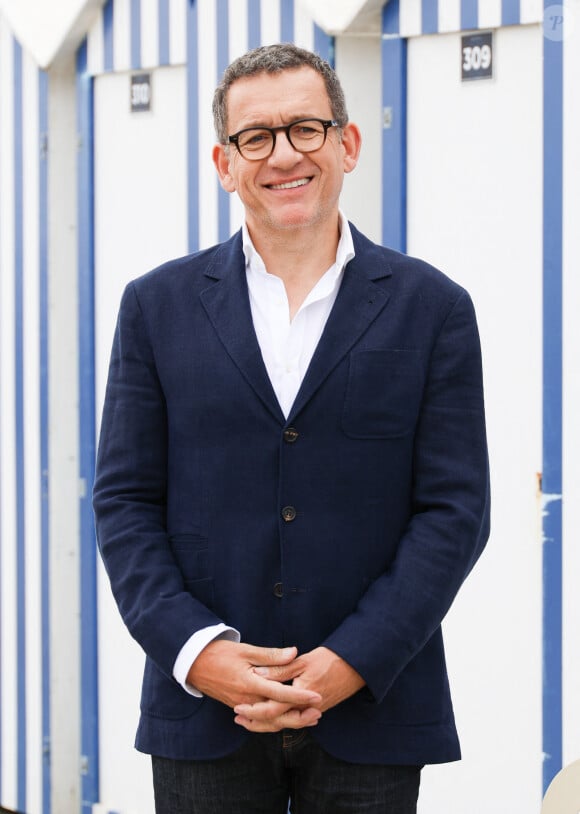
169, 533, 209, 581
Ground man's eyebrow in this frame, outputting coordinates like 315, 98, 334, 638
232, 114, 320, 130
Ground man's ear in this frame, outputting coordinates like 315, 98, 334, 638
341, 122, 362, 174
212, 144, 236, 192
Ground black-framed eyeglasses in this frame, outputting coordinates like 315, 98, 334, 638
227, 118, 339, 160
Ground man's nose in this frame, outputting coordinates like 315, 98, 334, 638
268, 131, 303, 165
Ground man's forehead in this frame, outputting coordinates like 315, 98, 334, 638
227, 65, 324, 95
225, 67, 329, 124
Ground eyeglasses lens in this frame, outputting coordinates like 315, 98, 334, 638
237, 120, 326, 159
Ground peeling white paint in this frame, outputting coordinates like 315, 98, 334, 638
542, 492, 563, 517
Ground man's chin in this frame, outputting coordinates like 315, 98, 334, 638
264, 206, 323, 232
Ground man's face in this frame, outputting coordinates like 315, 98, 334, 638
213, 66, 360, 238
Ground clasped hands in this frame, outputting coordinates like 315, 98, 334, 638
186, 640, 365, 733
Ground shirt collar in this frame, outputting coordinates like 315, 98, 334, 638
242, 211, 355, 277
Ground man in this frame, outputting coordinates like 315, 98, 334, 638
93, 43, 490, 813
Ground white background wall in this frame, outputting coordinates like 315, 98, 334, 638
94, 64, 188, 814
406, 25, 544, 812
335, 33, 382, 243
0, 16, 18, 805
0, 16, 46, 812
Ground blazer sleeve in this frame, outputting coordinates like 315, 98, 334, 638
93, 282, 224, 680
322, 288, 491, 702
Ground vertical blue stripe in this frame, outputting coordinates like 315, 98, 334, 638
247, 0, 261, 49
422, 0, 438, 34
103, 0, 114, 72
38, 67, 51, 814
383, 0, 400, 34
158, 0, 170, 65
13, 36, 27, 814
217, 0, 230, 242
280, 0, 294, 42
314, 26, 333, 64
381, 0, 406, 253
502, 0, 520, 26
187, 0, 199, 251
76, 39, 100, 814
460, 0, 478, 30
131, 0, 142, 69
542, 7, 564, 796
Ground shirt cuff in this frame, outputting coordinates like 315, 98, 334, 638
173, 623, 241, 697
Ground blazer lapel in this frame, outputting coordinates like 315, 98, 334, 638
199, 232, 285, 423
288, 229, 392, 423
199, 226, 393, 426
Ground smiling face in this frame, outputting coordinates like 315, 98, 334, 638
213, 66, 361, 243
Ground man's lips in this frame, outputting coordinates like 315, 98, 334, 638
266, 177, 312, 190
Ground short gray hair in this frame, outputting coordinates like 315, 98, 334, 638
212, 43, 349, 144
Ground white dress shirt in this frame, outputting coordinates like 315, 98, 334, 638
173, 213, 355, 694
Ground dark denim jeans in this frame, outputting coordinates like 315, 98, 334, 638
152, 730, 421, 813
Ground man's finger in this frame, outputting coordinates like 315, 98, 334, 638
252, 674, 321, 706
234, 699, 291, 720
243, 644, 298, 665
253, 662, 302, 682
234, 705, 322, 732
234, 698, 322, 723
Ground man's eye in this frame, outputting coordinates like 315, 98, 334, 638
292, 124, 320, 138
242, 131, 269, 146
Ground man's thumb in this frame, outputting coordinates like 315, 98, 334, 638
267, 645, 297, 663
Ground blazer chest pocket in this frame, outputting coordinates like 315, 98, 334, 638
342, 350, 423, 439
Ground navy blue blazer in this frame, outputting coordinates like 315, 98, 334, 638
93, 224, 490, 765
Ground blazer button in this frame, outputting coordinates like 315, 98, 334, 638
283, 427, 299, 443
273, 582, 283, 598
281, 506, 297, 522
